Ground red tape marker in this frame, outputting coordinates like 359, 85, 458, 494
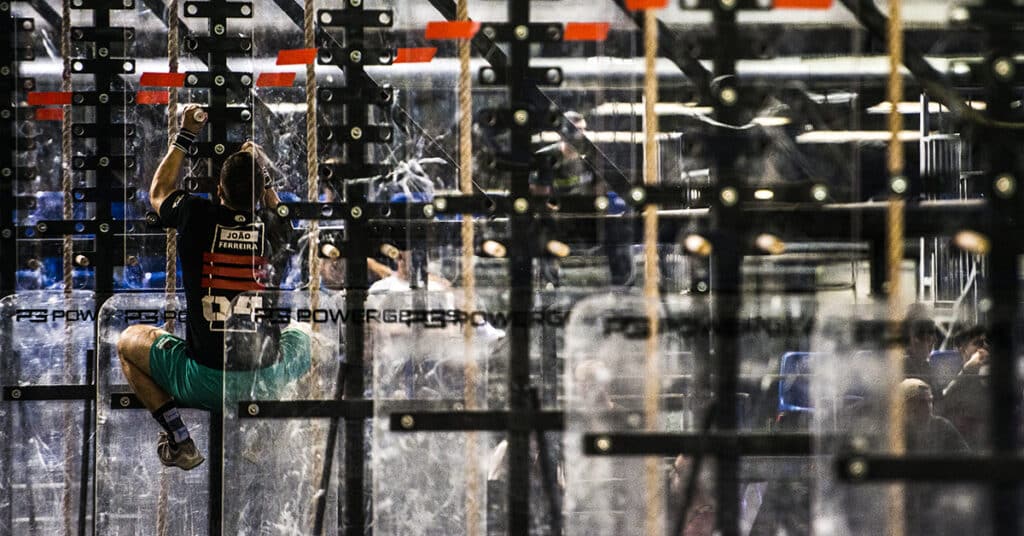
774, 0, 831, 8
136, 90, 170, 105
256, 72, 297, 87
564, 22, 610, 42
27, 91, 72, 105
625, 0, 668, 9
394, 47, 437, 63
35, 108, 63, 121
424, 21, 480, 40
139, 72, 187, 87
276, 48, 318, 65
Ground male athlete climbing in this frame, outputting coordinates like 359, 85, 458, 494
116, 104, 309, 469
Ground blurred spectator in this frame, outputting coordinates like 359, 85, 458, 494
902, 378, 972, 536
904, 304, 939, 394
938, 324, 990, 449
531, 111, 635, 287
532, 111, 593, 198
901, 378, 968, 453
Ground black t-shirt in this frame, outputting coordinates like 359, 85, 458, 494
906, 415, 970, 453
533, 143, 593, 196
159, 190, 291, 370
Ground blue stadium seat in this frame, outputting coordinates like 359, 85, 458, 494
929, 349, 962, 386
389, 192, 432, 204
778, 352, 818, 413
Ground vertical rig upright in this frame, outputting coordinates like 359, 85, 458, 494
505, 0, 535, 532
979, 0, 1022, 533
66, 2, 138, 533
65, 0, 137, 299
315, 1, 395, 532
0, 3, 34, 298
708, 0, 743, 532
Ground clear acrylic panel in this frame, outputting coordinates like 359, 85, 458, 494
811, 301, 992, 536
562, 292, 847, 535
370, 287, 501, 535
94, 292, 210, 535
0, 291, 95, 535
563, 292, 709, 535
222, 289, 345, 535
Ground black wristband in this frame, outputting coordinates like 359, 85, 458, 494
171, 130, 197, 154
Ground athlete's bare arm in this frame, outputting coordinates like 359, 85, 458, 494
240, 140, 281, 210
150, 104, 207, 214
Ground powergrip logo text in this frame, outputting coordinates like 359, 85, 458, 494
254, 308, 567, 328
13, 309, 96, 323
12, 309, 186, 324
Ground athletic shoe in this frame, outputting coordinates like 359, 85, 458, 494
157, 432, 205, 470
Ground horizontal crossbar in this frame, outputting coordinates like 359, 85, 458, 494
3, 384, 93, 401
238, 399, 373, 419
583, 432, 820, 456
837, 454, 1024, 482
389, 410, 564, 432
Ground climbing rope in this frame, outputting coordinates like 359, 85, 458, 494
641, 8, 663, 536
59, 0, 76, 531
456, 0, 480, 532
885, 0, 907, 533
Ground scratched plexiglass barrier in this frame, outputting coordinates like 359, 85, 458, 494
563, 293, 861, 535
563, 292, 709, 536
0, 291, 95, 535
810, 303, 993, 536
370, 287, 502, 535
93, 293, 211, 535
222, 290, 346, 535
0, 0, 1010, 534
367, 283, 597, 534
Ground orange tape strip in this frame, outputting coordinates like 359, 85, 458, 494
276, 48, 318, 65
564, 22, 610, 42
140, 72, 187, 87
394, 47, 437, 63
35, 108, 63, 121
136, 90, 170, 105
27, 92, 72, 105
424, 21, 481, 40
625, 0, 668, 9
256, 72, 297, 87
774, 0, 831, 8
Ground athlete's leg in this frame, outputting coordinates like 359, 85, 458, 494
116, 325, 202, 469
117, 324, 172, 410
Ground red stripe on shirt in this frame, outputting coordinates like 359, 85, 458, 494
201, 278, 265, 291
203, 252, 268, 265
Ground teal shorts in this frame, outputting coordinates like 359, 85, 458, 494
148, 329, 312, 411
